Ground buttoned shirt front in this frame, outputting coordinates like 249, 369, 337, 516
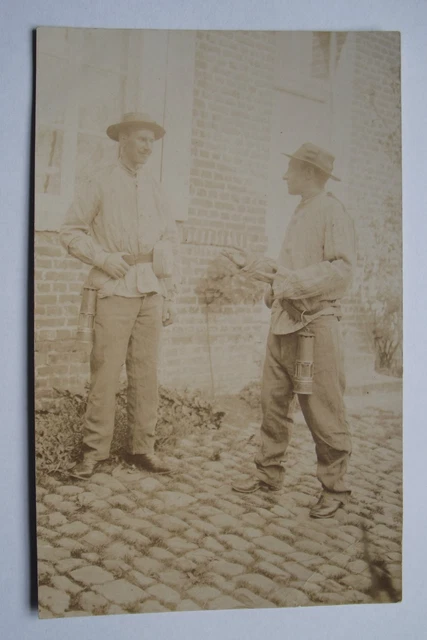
60, 161, 179, 300
270, 190, 357, 335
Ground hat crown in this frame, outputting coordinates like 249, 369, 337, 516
282, 142, 340, 181
296, 143, 335, 172
106, 112, 165, 141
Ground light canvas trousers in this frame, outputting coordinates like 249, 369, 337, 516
255, 316, 352, 494
82, 293, 163, 461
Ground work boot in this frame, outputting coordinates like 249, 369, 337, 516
309, 492, 346, 519
232, 477, 281, 494
69, 458, 100, 480
126, 453, 173, 474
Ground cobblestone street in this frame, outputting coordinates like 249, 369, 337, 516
36, 388, 402, 618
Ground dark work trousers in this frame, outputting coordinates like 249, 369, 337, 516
254, 316, 352, 494
82, 293, 163, 461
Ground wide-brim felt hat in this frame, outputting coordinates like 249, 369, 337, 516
106, 112, 165, 141
282, 142, 340, 181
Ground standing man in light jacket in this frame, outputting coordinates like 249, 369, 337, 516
230, 143, 356, 518
60, 112, 179, 479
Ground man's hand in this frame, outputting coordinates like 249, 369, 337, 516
220, 248, 277, 283
102, 253, 130, 279
242, 257, 278, 284
162, 300, 175, 327
220, 247, 249, 268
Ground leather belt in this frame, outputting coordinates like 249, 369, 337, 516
122, 251, 153, 266
280, 299, 338, 326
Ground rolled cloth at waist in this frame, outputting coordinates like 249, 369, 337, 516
271, 298, 339, 335
122, 251, 153, 266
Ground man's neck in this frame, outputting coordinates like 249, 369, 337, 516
300, 185, 324, 203
119, 156, 140, 176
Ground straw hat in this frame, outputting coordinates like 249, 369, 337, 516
106, 112, 165, 141
283, 142, 340, 181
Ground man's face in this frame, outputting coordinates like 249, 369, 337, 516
122, 128, 155, 166
283, 159, 307, 195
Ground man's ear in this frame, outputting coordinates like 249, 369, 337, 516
304, 164, 315, 180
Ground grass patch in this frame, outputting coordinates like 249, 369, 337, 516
146, 536, 167, 549
327, 570, 347, 580
36, 386, 225, 477
89, 543, 109, 556
125, 603, 142, 614
38, 574, 52, 587
93, 604, 110, 616
68, 593, 83, 611
239, 381, 262, 410
186, 565, 210, 584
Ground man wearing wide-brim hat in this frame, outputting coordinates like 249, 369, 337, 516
228, 143, 356, 519
60, 112, 179, 479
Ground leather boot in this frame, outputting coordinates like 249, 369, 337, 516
310, 492, 346, 518
69, 458, 100, 480
126, 453, 173, 474
232, 477, 281, 494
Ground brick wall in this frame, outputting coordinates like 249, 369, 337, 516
35, 232, 90, 408
345, 32, 402, 371
34, 31, 402, 408
34, 31, 276, 408
348, 32, 401, 274
172, 31, 276, 391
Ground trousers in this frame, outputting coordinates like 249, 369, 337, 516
82, 293, 163, 461
254, 316, 352, 493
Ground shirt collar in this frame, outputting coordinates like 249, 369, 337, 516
118, 158, 139, 178
296, 189, 325, 210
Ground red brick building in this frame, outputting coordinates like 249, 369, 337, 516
35, 30, 401, 408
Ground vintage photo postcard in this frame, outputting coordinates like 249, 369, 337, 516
34, 28, 402, 618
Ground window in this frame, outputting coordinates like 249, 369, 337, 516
311, 32, 331, 80
311, 32, 348, 81
35, 28, 196, 230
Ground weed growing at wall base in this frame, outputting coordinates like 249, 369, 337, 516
35, 386, 225, 476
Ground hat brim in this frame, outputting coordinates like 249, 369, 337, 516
107, 121, 165, 142
282, 152, 340, 181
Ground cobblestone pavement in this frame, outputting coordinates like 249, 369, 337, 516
36, 389, 402, 618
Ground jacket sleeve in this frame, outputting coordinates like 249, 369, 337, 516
59, 176, 110, 269
272, 200, 356, 301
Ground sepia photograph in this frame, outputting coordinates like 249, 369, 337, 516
34, 27, 402, 618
